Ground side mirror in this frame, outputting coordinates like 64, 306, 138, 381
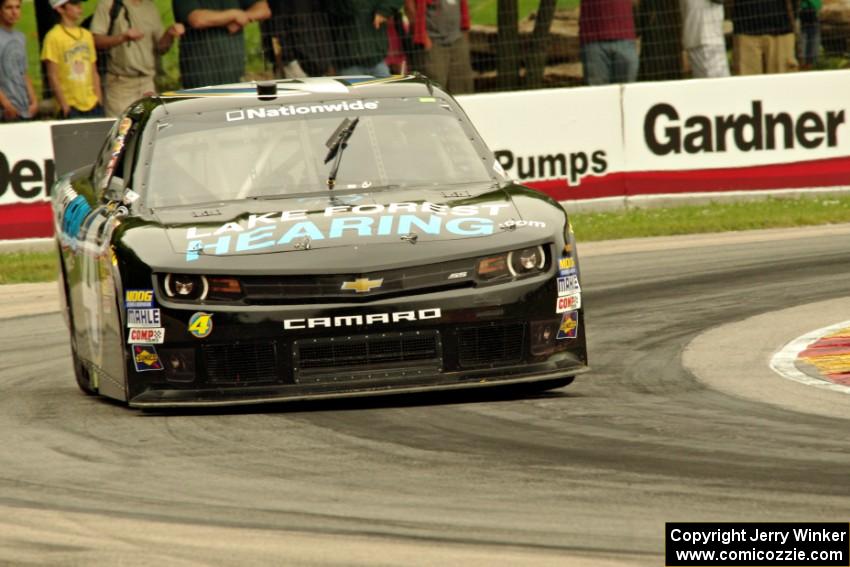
105, 176, 125, 202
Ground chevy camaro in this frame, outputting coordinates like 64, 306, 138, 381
52, 75, 588, 408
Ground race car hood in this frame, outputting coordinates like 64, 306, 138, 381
156, 184, 527, 262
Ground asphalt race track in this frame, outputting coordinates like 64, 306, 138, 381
1, 225, 849, 566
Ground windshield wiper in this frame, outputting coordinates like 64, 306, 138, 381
324, 117, 359, 190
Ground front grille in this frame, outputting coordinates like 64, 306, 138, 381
457, 323, 526, 368
202, 342, 279, 384
293, 331, 442, 382
238, 259, 477, 304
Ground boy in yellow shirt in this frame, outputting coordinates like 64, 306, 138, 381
41, 0, 103, 117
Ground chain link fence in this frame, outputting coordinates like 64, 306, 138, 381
25, 1, 850, 117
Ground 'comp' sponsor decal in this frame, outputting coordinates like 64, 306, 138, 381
128, 327, 165, 344
126, 308, 161, 328
125, 289, 154, 308
556, 294, 581, 314
133, 345, 163, 371
557, 311, 579, 340
188, 312, 213, 338
283, 308, 441, 330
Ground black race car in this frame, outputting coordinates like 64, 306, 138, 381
53, 75, 588, 408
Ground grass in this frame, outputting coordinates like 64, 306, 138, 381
4, 194, 850, 284
0, 251, 58, 284
572, 195, 850, 241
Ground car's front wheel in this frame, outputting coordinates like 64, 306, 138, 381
71, 339, 97, 396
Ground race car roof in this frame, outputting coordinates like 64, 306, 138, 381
151, 75, 446, 116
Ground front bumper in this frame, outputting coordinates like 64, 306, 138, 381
124, 271, 588, 407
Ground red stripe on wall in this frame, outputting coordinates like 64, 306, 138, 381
626, 156, 850, 195
524, 155, 850, 201
0, 202, 53, 240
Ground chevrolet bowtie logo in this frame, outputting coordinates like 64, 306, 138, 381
340, 277, 384, 293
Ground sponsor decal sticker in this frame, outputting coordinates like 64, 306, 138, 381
127, 308, 161, 328
125, 289, 154, 308
284, 308, 441, 330
557, 275, 580, 296
183, 202, 513, 262
133, 345, 163, 371
556, 293, 581, 314
188, 312, 213, 338
558, 276, 581, 297
226, 100, 379, 122
559, 257, 575, 271
557, 311, 579, 340
128, 327, 165, 344
499, 219, 546, 230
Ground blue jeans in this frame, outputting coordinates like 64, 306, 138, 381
798, 18, 820, 66
581, 40, 639, 85
338, 62, 391, 78
68, 104, 105, 119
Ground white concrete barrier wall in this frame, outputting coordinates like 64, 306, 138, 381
2, 72, 849, 240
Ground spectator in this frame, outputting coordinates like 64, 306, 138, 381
797, 0, 820, 69
680, 0, 730, 77
42, 0, 104, 118
327, 0, 404, 77
267, 0, 334, 77
172, 0, 271, 88
0, 0, 38, 120
91, 0, 185, 117
579, 0, 639, 85
730, 0, 798, 74
405, 0, 473, 94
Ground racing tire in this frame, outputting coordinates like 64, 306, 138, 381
58, 250, 98, 396
71, 341, 97, 396
72, 351, 97, 396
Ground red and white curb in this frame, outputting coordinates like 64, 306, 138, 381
770, 320, 850, 394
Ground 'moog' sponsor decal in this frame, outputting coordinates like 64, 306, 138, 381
284, 308, 441, 330
125, 289, 154, 308
128, 327, 165, 344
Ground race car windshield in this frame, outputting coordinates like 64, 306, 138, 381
145, 98, 493, 208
